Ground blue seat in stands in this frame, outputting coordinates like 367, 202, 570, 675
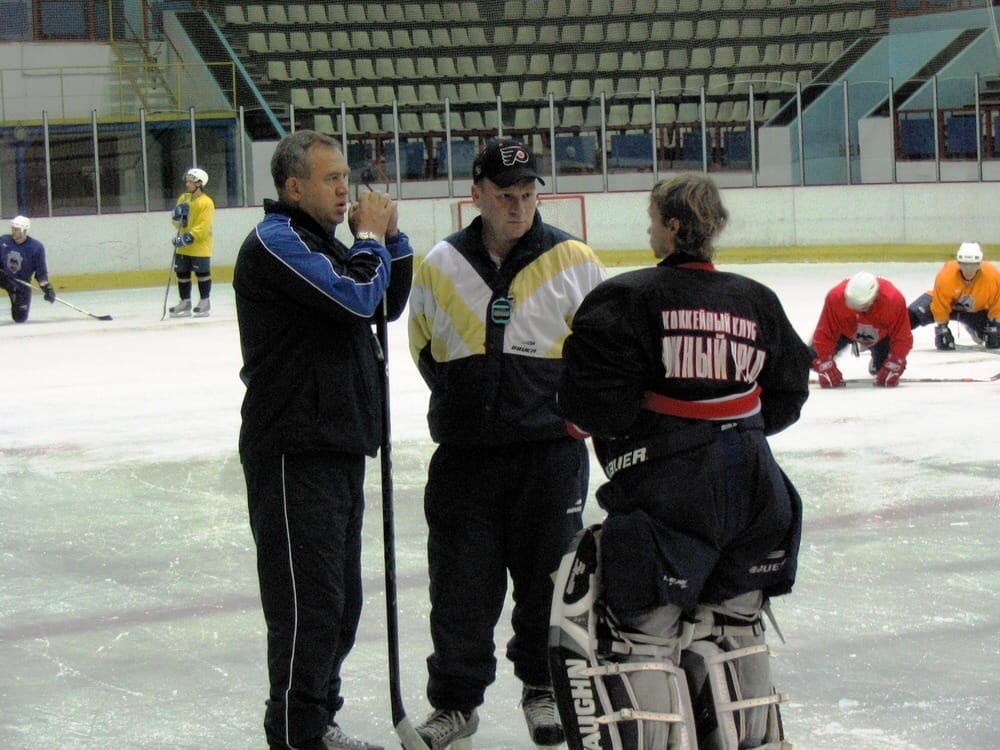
945, 115, 976, 158
608, 133, 653, 169
899, 118, 934, 159
384, 141, 426, 179
554, 134, 597, 171
681, 130, 704, 162
724, 130, 751, 165
436, 139, 477, 177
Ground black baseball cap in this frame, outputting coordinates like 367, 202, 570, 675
472, 139, 546, 187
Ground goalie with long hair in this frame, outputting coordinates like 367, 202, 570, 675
553, 173, 810, 750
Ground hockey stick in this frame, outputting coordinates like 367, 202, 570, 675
14, 278, 112, 321
811, 372, 1000, 387
160, 248, 177, 321
375, 301, 430, 750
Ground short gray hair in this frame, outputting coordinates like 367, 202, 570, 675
271, 129, 341, 194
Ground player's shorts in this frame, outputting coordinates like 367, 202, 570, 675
174, 254, 211, 277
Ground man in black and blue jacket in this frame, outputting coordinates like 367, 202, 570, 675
234, 129, 412, 750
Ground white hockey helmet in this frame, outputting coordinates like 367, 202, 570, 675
844, 271, 879, 311
185, 168, 209, 187
956, 242, 982, 265
10, 215, 30, 233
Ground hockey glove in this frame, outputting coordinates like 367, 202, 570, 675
172, 232, 194, 248
934, 324, 955, 350
171, 203, 189, 224
874, 354, 906, 387
812, 356, 844, 388
985, 320, 1000, 350
41, 282, 56, 303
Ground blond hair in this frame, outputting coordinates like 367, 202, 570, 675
650, 173, 729, 259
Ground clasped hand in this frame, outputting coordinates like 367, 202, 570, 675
348, 190, 397, 242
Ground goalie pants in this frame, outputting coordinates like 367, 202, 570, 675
424, 437, 587, 711
243, 450, 366, 749
597, 414, 801, 616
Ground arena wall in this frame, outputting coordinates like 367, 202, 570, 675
27, 181, 998, 290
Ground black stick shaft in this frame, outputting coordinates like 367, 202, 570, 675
14, 278, 111, 321
161, 248, 177, 320
376, 302, 430, 750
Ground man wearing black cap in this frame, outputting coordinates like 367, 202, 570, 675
408, 139, 606, 748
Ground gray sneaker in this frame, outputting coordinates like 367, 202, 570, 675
322, 722, 383, 750
193, 298, 211, 317
415, 709, 479, 749
521, 685, 564, 746
169, 298, 191, 317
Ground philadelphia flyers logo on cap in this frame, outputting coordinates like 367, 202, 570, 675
499, 145, 530, 166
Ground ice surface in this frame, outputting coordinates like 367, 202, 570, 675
1, 263, 997, 749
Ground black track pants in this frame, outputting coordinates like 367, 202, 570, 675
424, 437, 588, 710
243, 450, 366, 749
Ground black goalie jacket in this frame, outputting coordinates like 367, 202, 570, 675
558, 252, 811, 470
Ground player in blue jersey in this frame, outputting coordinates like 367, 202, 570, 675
1, 216, 56, 323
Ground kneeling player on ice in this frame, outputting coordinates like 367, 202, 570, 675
1, 215, 56, 323
809, 271, 913, 388
907, 242, 1000, 350
552, 173, 810, 750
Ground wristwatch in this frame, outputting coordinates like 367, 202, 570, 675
355, 231, 382, 243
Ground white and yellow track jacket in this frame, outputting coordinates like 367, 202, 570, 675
409, 213, 606, 445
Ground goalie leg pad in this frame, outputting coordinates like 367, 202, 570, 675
680, 601, 791, 750
549, 525, 698, 750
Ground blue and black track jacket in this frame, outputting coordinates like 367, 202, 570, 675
234, 199, 413, 457
409, 212, 606, 445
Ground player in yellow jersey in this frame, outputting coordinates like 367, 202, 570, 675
908, 242, 1000, 350
168, 168, 215, 317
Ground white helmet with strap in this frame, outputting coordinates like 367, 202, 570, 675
956, 242, 982, 265
11, 215, 30, 233
185, 168, 209, 187
844, 271, 879, 311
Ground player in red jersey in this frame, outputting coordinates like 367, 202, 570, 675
810, 271, 913, 388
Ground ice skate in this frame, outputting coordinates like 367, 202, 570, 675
193, 298, 211, 317
322, 722, 383, 750
415, 708, 478, 749
521, 685, 564, 747
169, 298, 192, 317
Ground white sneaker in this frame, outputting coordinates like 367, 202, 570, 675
193, 298, 211, 317
169, 298, 191, 317
322, 722, 383, 750
415, 709, 479, 749
521, 685, 564, 746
